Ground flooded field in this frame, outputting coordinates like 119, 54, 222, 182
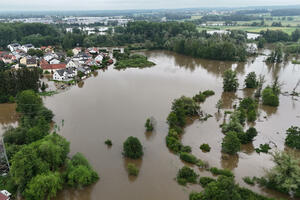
1, 50, 300, 200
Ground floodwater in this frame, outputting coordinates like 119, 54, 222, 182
1, 50, 300, 200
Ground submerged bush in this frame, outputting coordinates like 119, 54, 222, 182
285, 126, 300, 149
144, 118, 154, 131
223, 69, 239, 92
200, 144, 211, 152
244, 72, 258, 88
222, 131, 241, 155
243, 176, 255, 185
255, 144, 271, 153
210, 167, 234, 177
105, 139, 112, 146
203, 90, 215, 97
176, 166, 198, 186
262, 87, 279, 107
180, 152, 198, 164
123, 136, 143, 159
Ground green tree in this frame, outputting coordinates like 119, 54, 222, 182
285, 126, 300, 149
222, 132, 241, 155
123, 136, 144, 159
66, 164, 99, 188
24, 172, 63, 200
262, 87, 279, 107
16, 90, 42, 118
223, 69, 239, 92
245, 72, 258, 88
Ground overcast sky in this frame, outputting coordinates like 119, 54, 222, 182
1, 0, 300, 11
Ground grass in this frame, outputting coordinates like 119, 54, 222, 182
292, 60, 300, 64
39, 91, 58, 96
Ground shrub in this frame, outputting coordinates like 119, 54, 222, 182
262, 87, 279, 107
127, 163, 139, 176
255, 144, 271, 153
144, 118, 154, 131
166, 135, 182, 153
238, 127, 257, 144
200, 144, 211, 152
189, 192, 202, 200
66, 164, 99, 188
123, 136, 143, 159
105, 139, 112, 146
180, 152, 198, 164
193, 92, 206, 102
222, 132, 241, 155
245, 72, 258, 88
243, 176, 255, 185
285, 126, 300, 149
196, 160, 209, 169
181, 145, 192, 153
8, 96, 15, 103
222, 116, 244, 134
176, 166, 198, 185
210, 167, 234, 177
203, 90, 215, 97
199, 177, 216, 187
223, 69, 239, 92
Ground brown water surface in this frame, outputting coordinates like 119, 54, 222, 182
1, 50, 300, 200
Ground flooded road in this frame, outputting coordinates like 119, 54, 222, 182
1, 50, 300, 199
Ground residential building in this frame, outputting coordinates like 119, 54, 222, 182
7, 43, 21, 52
41, 63, 66, 73
20, 44, 35, 53
72, 47, 82, 56
49, 58, 60, 65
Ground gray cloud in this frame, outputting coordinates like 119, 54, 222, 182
1, 0, 300, 10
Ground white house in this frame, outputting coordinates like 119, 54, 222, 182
72, 47, 81, 56
53, 69, 68, 81
7, 43, 21, 52
66, 68, 77, 78
49, 58, 60, 65
95, 54, 103, 63
44, 53, 58, 62
66, 60, 81, 68
20, 44, 34, 53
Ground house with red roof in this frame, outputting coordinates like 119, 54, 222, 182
41, 63, 66, 73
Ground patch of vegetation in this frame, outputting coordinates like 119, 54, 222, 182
38, 91, 58, 97
292, 60, 300, 64
256, 152, 300, 197
190, 175, 274, 200
202, 90, 215, 97
144, 118, 154, 131
176, 166, 198, 186
180, 152, 198, 164
285, 126, 300, 149
255, 144, 271, 153
199, 177, 215, 187
123, 136, 144, 159
243, 176, 255, 185
238, 127, 258, 144
223, 69, 239, 92
105, 139, 112, 146
210, 167, 234, 177
115, 54, 155, 69
222, 131, 241, 155
127, 163, 139, 176
200, 143, 211, 152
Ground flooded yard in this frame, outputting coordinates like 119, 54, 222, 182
1, 50, 300, 200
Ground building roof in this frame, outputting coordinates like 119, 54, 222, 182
42, 63, 66, 70
0, 193, 9, 200
56, 69, 66, 76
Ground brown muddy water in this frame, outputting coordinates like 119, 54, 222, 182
1, 50, 300, 200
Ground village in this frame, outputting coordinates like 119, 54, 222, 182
0, 43, 124, 83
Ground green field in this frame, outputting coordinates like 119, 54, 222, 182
197, 26, 297, 35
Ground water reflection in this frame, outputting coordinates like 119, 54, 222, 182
241, 143, 255, 155
123, 158, 143, 183
221, 92, 238, 109
221, 153, 239, 170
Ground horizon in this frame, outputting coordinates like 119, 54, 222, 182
1, 0, 300, 11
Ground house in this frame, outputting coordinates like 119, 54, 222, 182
41, 63, 66, 73
53, 69, 68, 81
20, 56, 37, 67
0, 190, 11, 200
7, 43, 21, 52
72, 47, 81, 56
77, 66, 91, 75
66, 60, 81, 68
44, 53, 58, 62
85, 59, 98, 67
49, 58, 60, 65
21, 44, 34, 53
1, 54, 16, 64
95, 54, 103, 63
66, 68, 77, 78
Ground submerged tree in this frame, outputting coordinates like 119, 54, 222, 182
222, 131, 241, 155
123, 136, 144, 159
244, 72, 258, 88
223, 69, 239, 92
